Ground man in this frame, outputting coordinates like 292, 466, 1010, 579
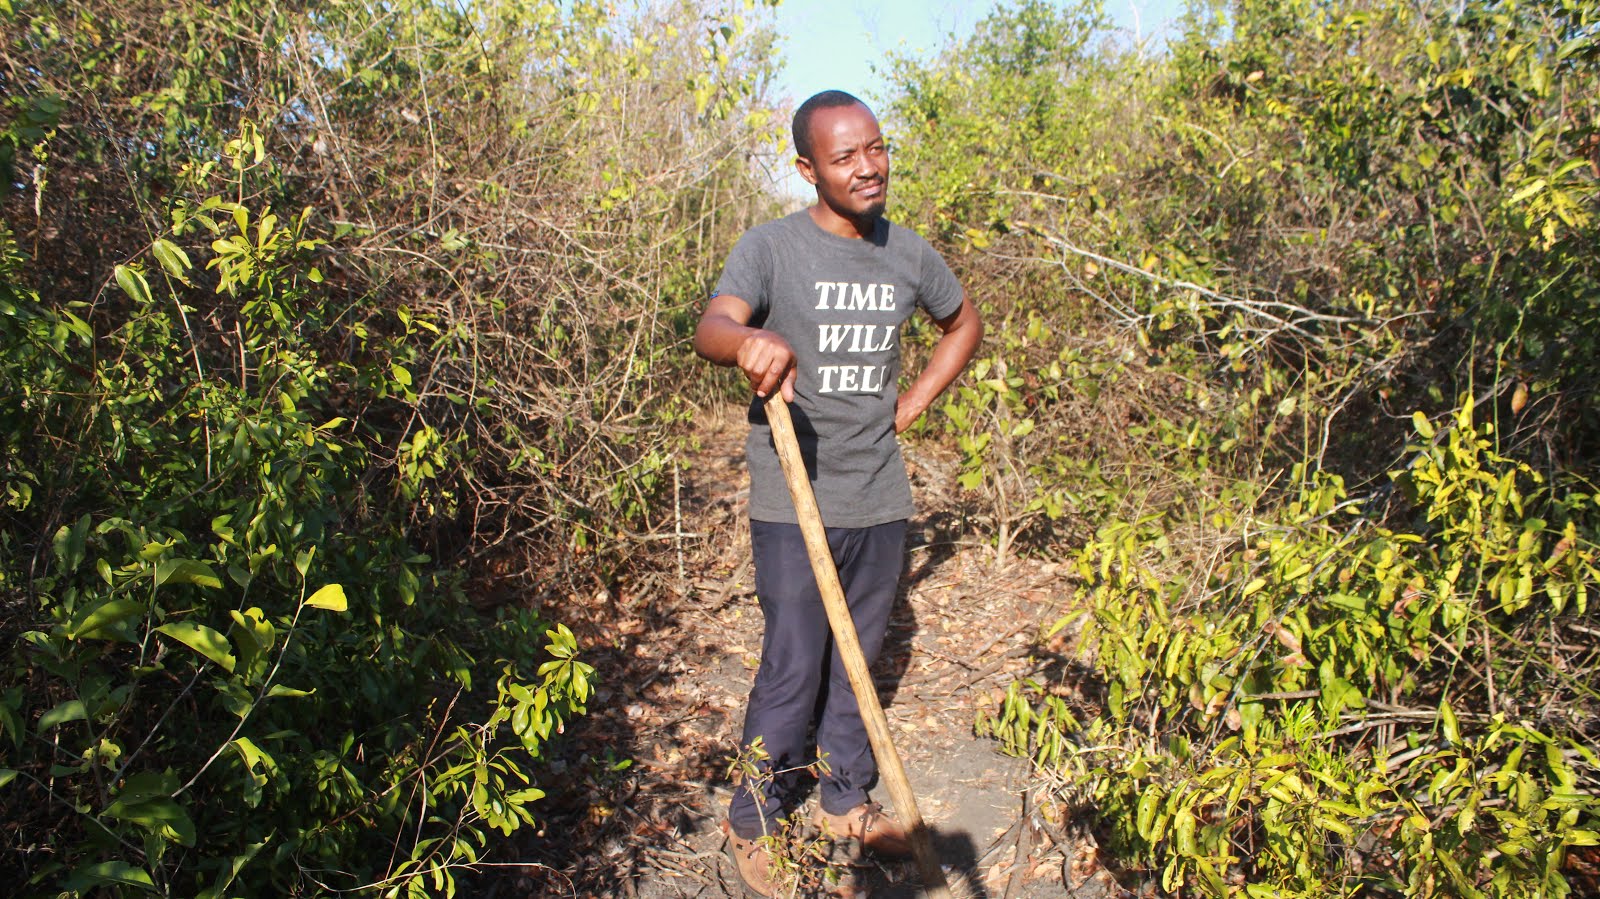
693, 90, 982, 894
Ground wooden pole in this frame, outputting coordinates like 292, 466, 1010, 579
763, 394, 950, 898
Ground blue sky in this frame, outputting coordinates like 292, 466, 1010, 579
764, 0, 1187, 194
768, 0, 1186, 105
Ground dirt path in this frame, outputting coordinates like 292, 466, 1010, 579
506, 404, 1130, 898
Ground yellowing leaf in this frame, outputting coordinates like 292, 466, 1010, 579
1509, 178, 1546, 205
266, 685, 314, 699
306, 583, 347, 612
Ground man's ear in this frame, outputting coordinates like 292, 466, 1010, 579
795, 155, 818, 186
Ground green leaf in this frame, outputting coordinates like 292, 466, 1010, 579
1313, 814, 1355, 838
63, 860, 156, 892
139, 539, 175, 561
1435, 847, 1485, 899
1136, 783, 1162, 839
1554, 158, 1590, 181
155, 558, 222, 589
216, 681, 254, 719
195, 840, 265, 899
104, 795, 196, 847
0, 689, 21, 747
113, 264, 152, 304
38, 699, 87, 730
228, 737, 278, 808
266, 685, 314, 699
1325, 593, 1369, 613
1508, 178, 1547, 205
115, 771, 179, 801
1238, 701, 1264, 734
68, 598, 145, 641
1557, 34, 1595, 60
1320, 677, 1365, 717
1441, 700, 1461, 744
155, 622, 237, 672
228, 608, 271, 672
61, 308, 93, 342
0, 768, 16, 789
305, 583, 347, 612
1412, 410, 1435, 440
151, 238, 192, 279
52, 514, 90, 573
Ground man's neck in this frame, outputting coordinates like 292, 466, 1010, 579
808, 204, 877, 240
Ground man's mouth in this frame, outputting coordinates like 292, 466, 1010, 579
855, 181, 884, 198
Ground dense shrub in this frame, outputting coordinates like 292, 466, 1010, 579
883, 0, 1600, 893
0, 0, 778, 894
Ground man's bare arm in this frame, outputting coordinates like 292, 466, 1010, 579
693, 294, 797, 402
895, 295, 984, 434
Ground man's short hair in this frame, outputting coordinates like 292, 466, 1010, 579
793, 90, 869, 160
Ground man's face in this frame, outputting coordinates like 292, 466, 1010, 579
797, 103, 889, 221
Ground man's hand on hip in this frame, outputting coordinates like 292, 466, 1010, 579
894, 391, 929, 434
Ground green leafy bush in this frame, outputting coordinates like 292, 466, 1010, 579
882, 0, 1600, 894
0, 209, 594, 895
1, 0, 779, 894
985, 402, 1598, 895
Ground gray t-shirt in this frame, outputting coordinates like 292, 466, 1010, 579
714, 210, 964, 527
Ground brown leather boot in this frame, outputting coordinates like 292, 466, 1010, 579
812, 801, 913, 859
721, 819, 781, 897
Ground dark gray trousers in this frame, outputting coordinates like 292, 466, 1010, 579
727, 518, 906, 840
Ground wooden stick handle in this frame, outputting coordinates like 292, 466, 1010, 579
763, 394, 950, 897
